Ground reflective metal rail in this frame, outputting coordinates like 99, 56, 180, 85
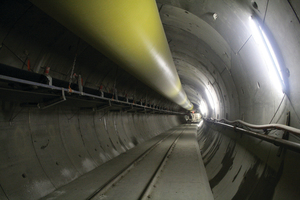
205, 118, 300, 153
217, 118, 300, 136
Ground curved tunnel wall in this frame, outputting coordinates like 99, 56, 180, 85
160, 4, 238, 119
0, 102, 182, 199
1, 0, 300, 199
197, 119, 300, 199
159, 1, 300, 199
198, 122, 285, 200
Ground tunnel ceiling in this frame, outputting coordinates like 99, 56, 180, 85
157, 1, 244, 118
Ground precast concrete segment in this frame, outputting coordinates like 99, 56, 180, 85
29, 0, 193, 110
149, 124, 214, 200
0, 101, 182, 200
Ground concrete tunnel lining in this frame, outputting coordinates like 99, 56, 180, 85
1, 0, 300, 199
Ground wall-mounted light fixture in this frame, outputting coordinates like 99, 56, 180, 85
249, 16, 285, 93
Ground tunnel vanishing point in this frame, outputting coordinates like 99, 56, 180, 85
1, 0, 300, 199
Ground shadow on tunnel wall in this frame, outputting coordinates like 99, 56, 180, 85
0, 101, 183, 199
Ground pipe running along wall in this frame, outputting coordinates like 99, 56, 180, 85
29, 0, 193, 110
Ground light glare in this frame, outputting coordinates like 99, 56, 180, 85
249, 17, 283, 93
206, 89, 215, 110
200, 101, 208, 115
260, 29, 284, 82
198, 120, 203, 127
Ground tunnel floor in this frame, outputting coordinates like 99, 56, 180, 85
40, 124, 213, 200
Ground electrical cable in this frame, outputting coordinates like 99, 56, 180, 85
215, 118, 300, 136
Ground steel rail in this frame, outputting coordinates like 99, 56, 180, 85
205, 119, 300, 153
86, 129, 181, 200
139, 132, 183, 200
216, 118, 300, 136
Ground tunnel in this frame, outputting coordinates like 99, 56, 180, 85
1, 0, 300, 199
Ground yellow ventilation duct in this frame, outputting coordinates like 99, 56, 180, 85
30, 0, 193, 110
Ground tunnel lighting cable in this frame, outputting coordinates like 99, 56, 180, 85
205, 88, 215, 110
249, 16, 284, 93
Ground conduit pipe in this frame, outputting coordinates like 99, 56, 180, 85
29, 0, 193, 110
217, 118, 300, 136
205, 119, 300, 153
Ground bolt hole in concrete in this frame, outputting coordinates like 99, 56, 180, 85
252, 1, 258, 10
95, 149, 97, 151
40, 139, 50, 149
22, 173, 26, 178
78, 155, 82, 157
56, 162, 59, 166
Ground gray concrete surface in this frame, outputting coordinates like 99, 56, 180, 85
36, 124, 213, 200
0, 103, 182, 200
149, 125, 213, 200
1, 0, 300, 199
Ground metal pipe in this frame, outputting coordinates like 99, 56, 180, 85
205, 119, 300, 154
217, 118, 300, 136
0, 74, 184, 115
29, 0, 193, 110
